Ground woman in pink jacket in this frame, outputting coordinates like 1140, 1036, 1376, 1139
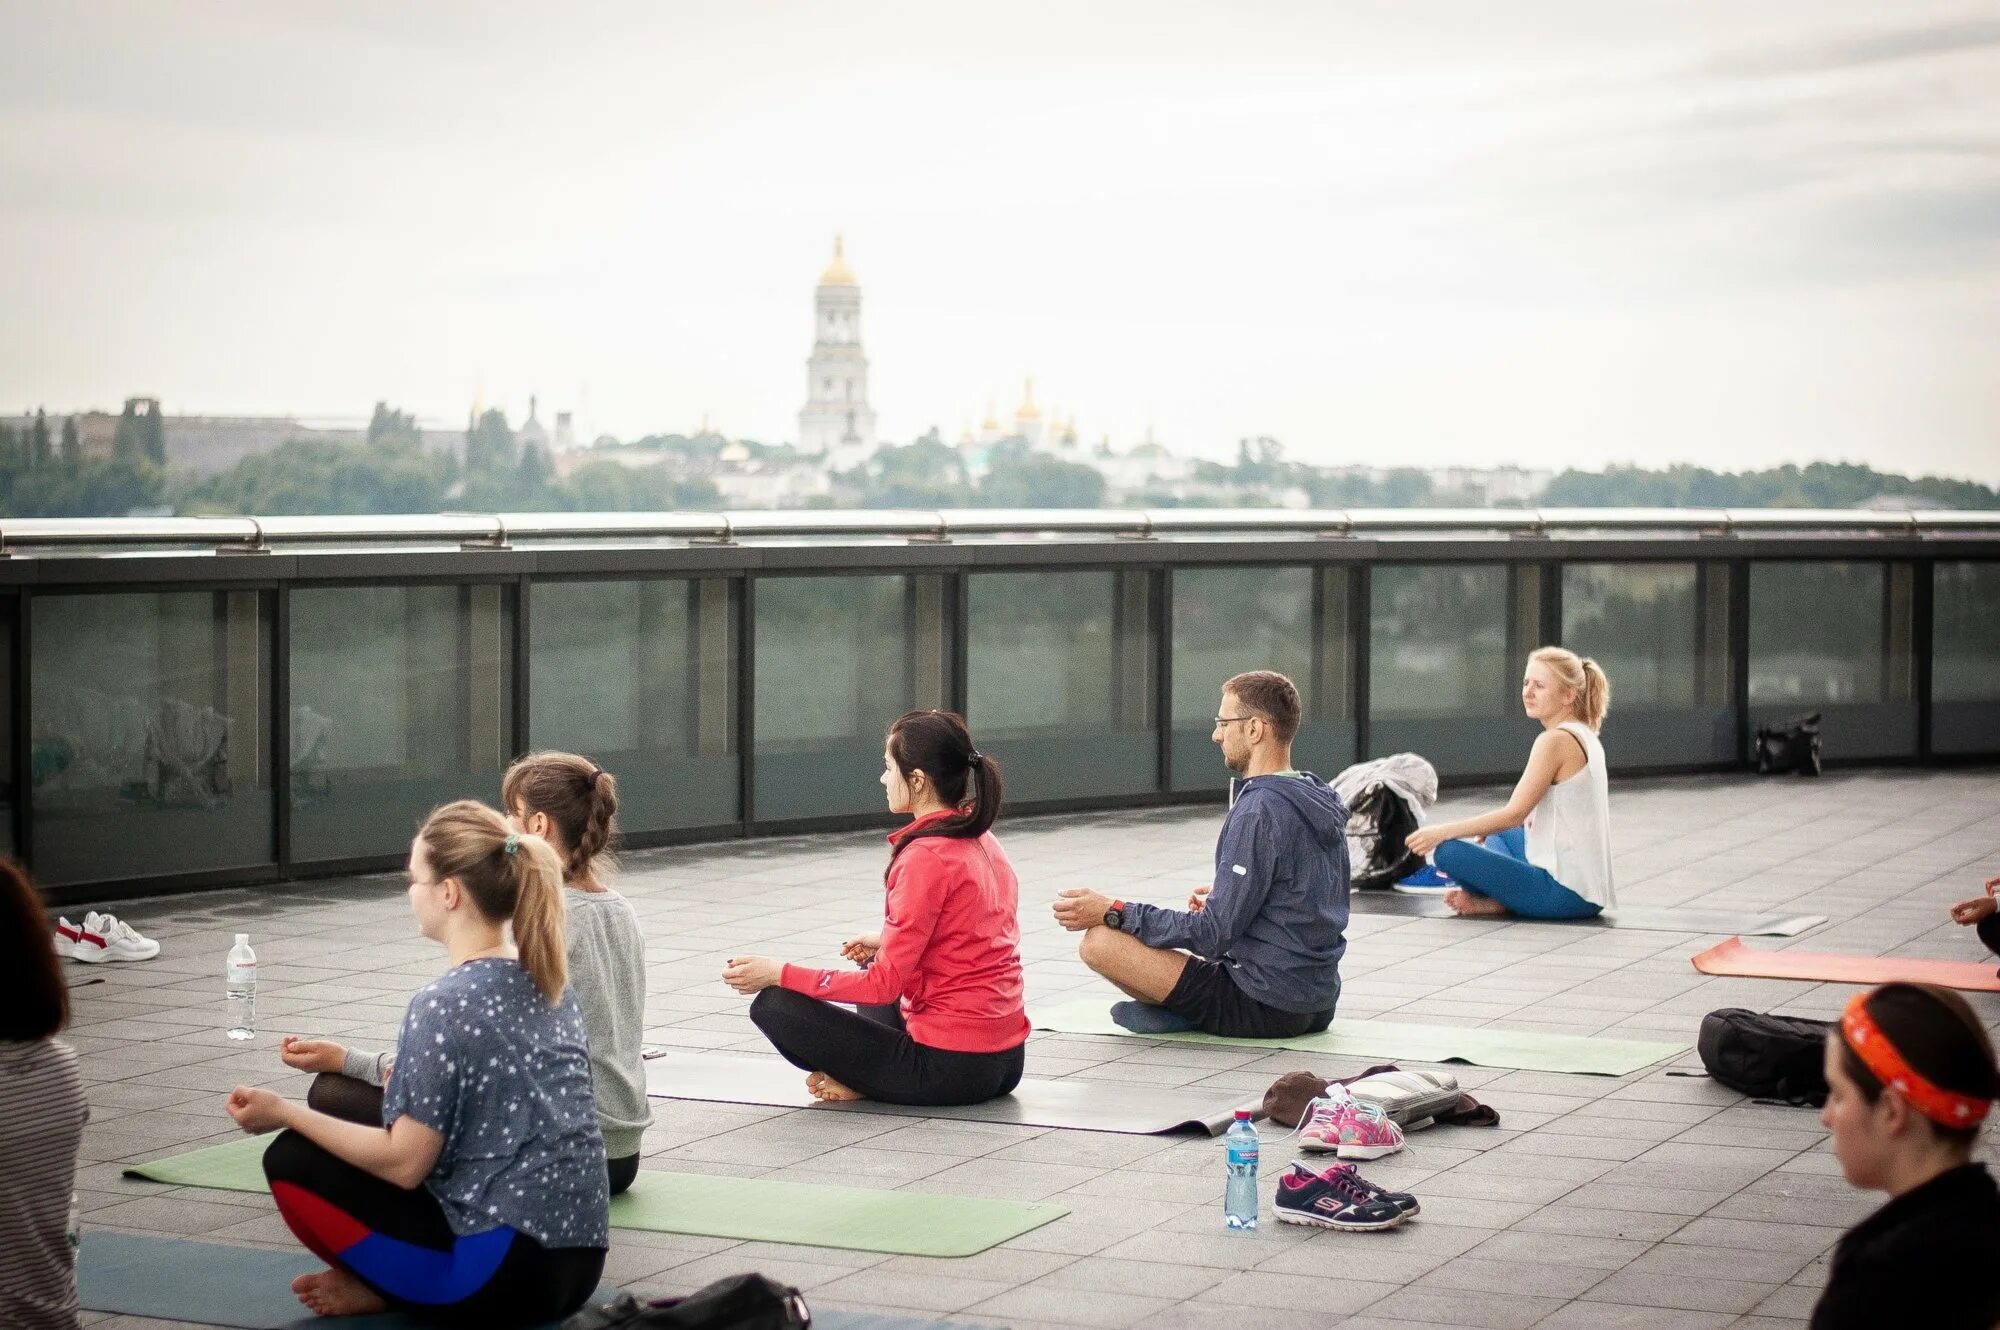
723, 710, 1029, 1105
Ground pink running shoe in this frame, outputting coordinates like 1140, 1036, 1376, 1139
1295, 1092, 1406, 1161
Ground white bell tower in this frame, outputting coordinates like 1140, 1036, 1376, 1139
798, 236, 877, 460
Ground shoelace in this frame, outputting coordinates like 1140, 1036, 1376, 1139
1287, 1093, 1351, 1140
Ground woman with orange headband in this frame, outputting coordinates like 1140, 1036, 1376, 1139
1814, 982, 2000, 1329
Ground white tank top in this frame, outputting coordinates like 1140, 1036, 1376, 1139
1523, 720, 1615, 910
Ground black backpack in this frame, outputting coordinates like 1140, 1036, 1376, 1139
1696, 1008, 1832, 1105
1754, 713, 1822, 777
562, 1276, 810, 1330
1348, 783, 1423, 890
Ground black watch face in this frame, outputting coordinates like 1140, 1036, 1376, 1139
1104, 907, 1123, 929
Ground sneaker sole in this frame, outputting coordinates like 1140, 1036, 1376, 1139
73, 946, 159, 963
1336, 1143, 1404, 1160
1275, 1207, 1406, 1233
1297, 1139, 1340, 1154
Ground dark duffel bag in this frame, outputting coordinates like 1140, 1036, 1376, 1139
1755, 712, 1822, 777
562, 1275, 810, 1330
1696, 1007, 1832, 1106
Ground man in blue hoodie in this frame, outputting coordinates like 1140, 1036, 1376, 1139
1054, 670, 1351, 1037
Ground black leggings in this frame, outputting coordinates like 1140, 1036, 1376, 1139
1979, 914, 2000, 962
261, 1130, 603, 1327
309, 1073, 639, 1196
748, 987, 1025, 1106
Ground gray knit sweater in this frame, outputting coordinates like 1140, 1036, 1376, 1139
340, 886, 654, 1159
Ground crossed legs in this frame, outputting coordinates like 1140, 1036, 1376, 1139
1076, 925, 1190, 1003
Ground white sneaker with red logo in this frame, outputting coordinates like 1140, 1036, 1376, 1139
53, 916, 86, 959
72, 911, 161, 963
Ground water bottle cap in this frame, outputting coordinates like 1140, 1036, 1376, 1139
1234, 1109, 1252, 1120
235, 933, 250, 945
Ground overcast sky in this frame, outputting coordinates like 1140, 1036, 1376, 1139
2, 2, 1996, 477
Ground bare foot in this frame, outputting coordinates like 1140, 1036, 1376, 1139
292, 1268, 388, 1317
805, 1071, 865, 1102
1444, 887, 1509, 918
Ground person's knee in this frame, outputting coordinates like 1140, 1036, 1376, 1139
1077, 925, 1120, 972
1431, 839, 1472, 875
748, 985, 804, 1032
260, 1128, 320, 1185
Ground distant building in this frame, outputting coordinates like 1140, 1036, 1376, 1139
798, 236, 877, 465
9, 404, 462, 477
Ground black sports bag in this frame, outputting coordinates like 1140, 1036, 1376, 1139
1696, 1007, 1832, 1106
562, 1275, 810, 1330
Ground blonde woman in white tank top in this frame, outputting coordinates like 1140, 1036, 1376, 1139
1404, 647, 1615, 920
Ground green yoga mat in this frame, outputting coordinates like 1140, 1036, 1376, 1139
127, 1134, 1066, 1258
1032, 998, 1686, 1076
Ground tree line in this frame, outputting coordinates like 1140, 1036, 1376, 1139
3, 404, 1994, 517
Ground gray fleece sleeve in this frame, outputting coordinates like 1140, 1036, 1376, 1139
339, 1046, 394, 1086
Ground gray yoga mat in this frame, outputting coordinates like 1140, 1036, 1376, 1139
1355, 890, 1825, 936
76, 1229, 615, 1329
78, 1230, 970, 1328
646, 1049, 1257, 1134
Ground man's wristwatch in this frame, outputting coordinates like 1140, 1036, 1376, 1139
1103, 899, 1127, 930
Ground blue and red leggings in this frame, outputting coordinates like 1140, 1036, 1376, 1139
261, 1130, 602, 1326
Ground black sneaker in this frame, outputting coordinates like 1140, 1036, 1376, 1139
1327, 1161, 1420, 1219
1274, 1161, 1408, 1231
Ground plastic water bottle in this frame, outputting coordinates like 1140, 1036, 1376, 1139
1223, 1109, 1259, 1230
66, 1192, 80, 1261
225, 934, 257, 1040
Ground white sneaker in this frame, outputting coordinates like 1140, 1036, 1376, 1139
73, 911, 161, 963
53, 917, 84, 959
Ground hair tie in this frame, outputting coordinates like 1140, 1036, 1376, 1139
588, 767, 603, 791
966, 749, 984, 768
1842, 992, 1991, 1127
503, 832, 520, 855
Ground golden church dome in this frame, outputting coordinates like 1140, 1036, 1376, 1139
819, 235, 858, 287
1014, 376, 1042, 421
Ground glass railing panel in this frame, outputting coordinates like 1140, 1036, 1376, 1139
1367, 563, 1533, 776
290, 583, 514, 863
530, 578, 740, 833
968, 569, 1157, 802
1748, 560, 1917, 760
753, 574, 948, 821
30, 589, 274, 884
1562, 562, 1734, 766
0, 596, 13, 858
1170, 566, 1355, 790
1934, 561, 2000, 756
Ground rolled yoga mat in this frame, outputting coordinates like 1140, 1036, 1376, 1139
1691, 936, 2000, 992
125, 1134, 1066, 1258
78, 1230, 960, 1329
1353, 891, 1826, 936
1031, 998, 1687, 1076
645, 1049, 1259, 1135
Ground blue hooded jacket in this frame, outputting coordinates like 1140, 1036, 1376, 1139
1119, 772, 1349, 1014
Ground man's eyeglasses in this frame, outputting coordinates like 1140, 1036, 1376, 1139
1213, 714, 1258, 727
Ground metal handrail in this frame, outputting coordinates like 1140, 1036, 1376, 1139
3, 507, 1998, 553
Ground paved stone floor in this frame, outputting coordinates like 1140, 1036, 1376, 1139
57, 768, 2000, 1329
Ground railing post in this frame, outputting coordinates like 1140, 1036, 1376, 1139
1915, 557, 1935, 764
1155, 568, 1173, 792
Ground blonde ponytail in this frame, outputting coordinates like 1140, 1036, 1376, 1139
1529, 646, 1612, 732
418, 800, 571, 1003
1577, 656, 1610, 732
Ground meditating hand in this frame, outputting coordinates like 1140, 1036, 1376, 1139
1405, 824, 1450, 858
225, 1085, 291, 1134
1187, 884, 1210, 913
840, 933, 882, 965
1052, 887, 1114, 931
722, 955, 783, 994
278, 1035, 346, 1074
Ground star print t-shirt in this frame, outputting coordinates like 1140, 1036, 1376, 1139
382, 957, 609, 1249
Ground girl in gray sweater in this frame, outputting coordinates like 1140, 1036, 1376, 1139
281, 753, 652, 1194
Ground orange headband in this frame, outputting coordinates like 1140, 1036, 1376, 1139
1841, 993, 1991, 1128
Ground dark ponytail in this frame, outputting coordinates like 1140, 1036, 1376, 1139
885, 709, 1003, 874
